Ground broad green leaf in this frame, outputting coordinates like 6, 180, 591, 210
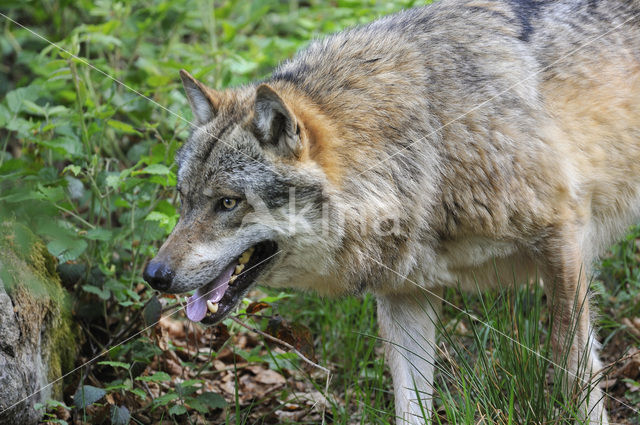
105, 174, 120, 189
38, 137, 83, 157
6, 117, 34, 136
82, 284, 110, 300
22, 100, 46, 116
0, 104, 10, 126
107, 119, 141, 135
152, 392, 179, 407
85, 228, 113, 241
197, 392, 227, 409
47, 238, 87, 262
63, 165, 82, 176
143, 295, 162, 326
145, 204, 178, 232
98, 361, 130, 370
6, 85, 38, 114
168, 404, 187, 416
0, 191, 43, 203
110, 405, 130, 425
185, 397, 208, 414
37, 184, 65, 203
129, 388, 147, 400
73, 385, 106, 408
138, 164, 170, 175
136, 371, 171, 382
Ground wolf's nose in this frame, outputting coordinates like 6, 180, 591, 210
143, 260, 174, 291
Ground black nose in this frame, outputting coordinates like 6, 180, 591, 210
143, 260, 175, 291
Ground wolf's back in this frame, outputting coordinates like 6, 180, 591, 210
267, 0, 640, 248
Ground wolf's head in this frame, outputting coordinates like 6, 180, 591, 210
143, 70, 345, 324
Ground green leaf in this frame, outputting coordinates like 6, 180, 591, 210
107, 119, 142, 135
6, 117, 34, 136
38, 137, 83, 157
177, 379, 202, 387
139, 164, 170, 175
47, 238, 87, 262
105, 174, 120, 189
110, 405, 130, 425
128, 388, 147, 400
143, 295, 162, 326
136, 371, 171, 382
85, 228, 113, 241
145, 211, 177, 232
168, 404, 187, 416
82, 284, 110, 300
185, 397, 208, 414
6, 85, 38, 114
0, 190, 43, 203
225, 55, 259, 75
197, 392, 227, 409
63, 165, 82, 176
22, 99, 46, 116
37, 184, 66, 203
73, 385, 106, 409
152, 392, 179, 407
175, 382, 199, 397
98, 361, 130, 370
0, 104, 10, 126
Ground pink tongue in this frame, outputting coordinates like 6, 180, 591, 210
186, 263, 236, 322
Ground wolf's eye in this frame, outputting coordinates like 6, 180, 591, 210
220, 197, 238, 211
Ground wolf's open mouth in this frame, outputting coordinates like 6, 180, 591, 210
185, 240, 278, 325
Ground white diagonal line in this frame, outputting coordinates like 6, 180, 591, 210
0, 11, 286, 180
0, 250, 282, 416
365, 253, 640, 417
2, 6, 639, 421
354, 11, 640, 178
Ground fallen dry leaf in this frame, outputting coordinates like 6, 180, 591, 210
617, 348, 640, 380
266, 315, 316, 361
251, 367, 286, 385
246, 301, 271, 314
159, 316, 186, 339
622, 317, 640, 338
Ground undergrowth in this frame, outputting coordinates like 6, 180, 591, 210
0, 0, 638, 424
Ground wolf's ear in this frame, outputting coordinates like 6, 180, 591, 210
254, 84, 302, 157
180, 69, 220, 125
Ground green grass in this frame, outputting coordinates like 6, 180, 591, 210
1, 0, 639, 424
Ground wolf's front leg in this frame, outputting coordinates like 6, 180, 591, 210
540, 229, 609, 424
377, 288, 442, 425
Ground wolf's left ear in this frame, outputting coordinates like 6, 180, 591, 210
254, 84, 302, 157
180, 69, 220, 125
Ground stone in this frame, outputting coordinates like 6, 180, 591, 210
0, 222, 80, 425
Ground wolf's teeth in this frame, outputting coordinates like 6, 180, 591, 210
206, 300, 219, 314
239, 247, 254, 264
235, 264, 245, 275
238, 252, 251, 264
229, 275, 237, 284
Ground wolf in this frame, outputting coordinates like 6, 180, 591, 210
143, 0, 640, 423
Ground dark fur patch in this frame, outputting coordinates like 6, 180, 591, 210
272, 63, 310, 86
509, 0, 546, 42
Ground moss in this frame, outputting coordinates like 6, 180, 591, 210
0, 221, 81, 399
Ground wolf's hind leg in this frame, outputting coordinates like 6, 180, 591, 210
377, 288, 442, 425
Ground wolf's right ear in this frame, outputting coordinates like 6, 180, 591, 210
180, 69, 220, 125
